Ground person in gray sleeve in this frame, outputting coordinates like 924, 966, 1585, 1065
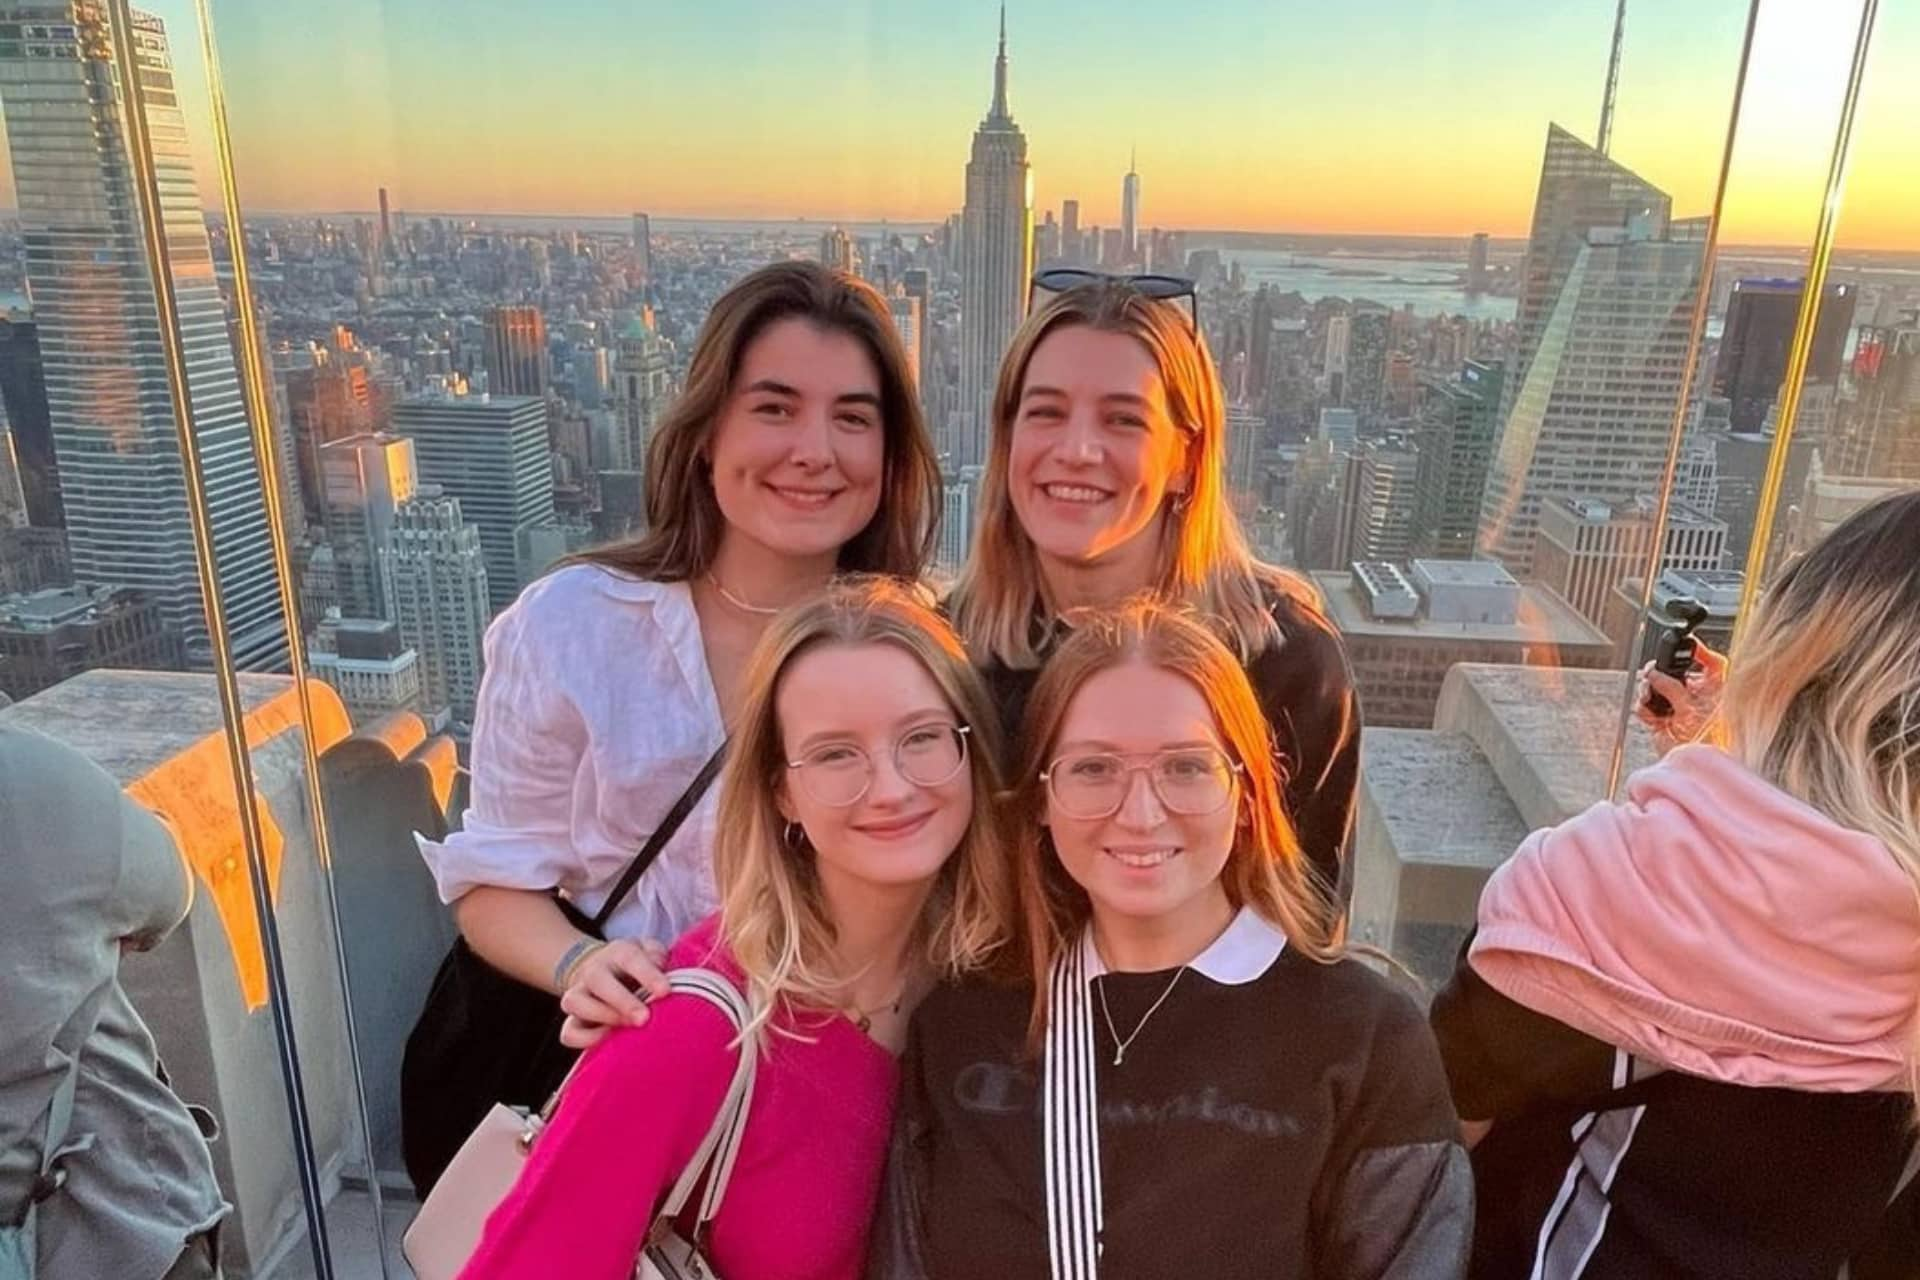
0, 725, 228, 1280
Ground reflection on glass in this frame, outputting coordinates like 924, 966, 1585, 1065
1746, 0, 1917, 590
0, 1, 284, 672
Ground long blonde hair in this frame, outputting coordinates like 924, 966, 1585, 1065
573, 261, 942, 582
1011, 598, 1339, 1052
948, 282, 1305, 669
715, 576, 1015, 1043
1717, 489, 1920, 1085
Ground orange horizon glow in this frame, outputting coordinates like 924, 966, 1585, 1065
0, 0, 1910, 255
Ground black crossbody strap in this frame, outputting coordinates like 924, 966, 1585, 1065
588, 741, 728, 935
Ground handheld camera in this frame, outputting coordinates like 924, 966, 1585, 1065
1644, 596, 1711, 718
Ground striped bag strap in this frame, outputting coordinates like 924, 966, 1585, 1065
654, 968, 759, 1227
1043, 936, 1103, 1280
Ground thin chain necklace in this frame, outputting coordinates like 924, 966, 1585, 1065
705, 570, 783, 617
848, 987, 905, 1034
1096, 967, 1185, 1067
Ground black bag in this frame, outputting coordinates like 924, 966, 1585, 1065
400, 743, 727, 1195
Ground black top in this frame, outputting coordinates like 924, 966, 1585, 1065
878, 916, 1471, 1279
973, 579, 1362, 903
1430, 955, 1917, 1280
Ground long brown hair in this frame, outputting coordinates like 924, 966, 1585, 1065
715, 576, 1016, 1045
576, 261, 941, 582
1011, 597, 1338, 1051
949, 282, 1310, 669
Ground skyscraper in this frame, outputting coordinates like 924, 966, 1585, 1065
958, 5, 1033, 469
317, 433, 416, 618
889, 292, 923, 389
0, 315, 55, 528
1121, 148, 1141, 262
1477, 125, 1698, 575
611, 311, 674, 475
1412, 359, 1504, 559
483, 305, 550, 398
1467, 232, 1491, 293
379, 486, 489, 725
1505, 124, 1669, 416
378, 185, 393, 261
0, 400, 24, 528
631, 212, 653, 294
1713, 279, 1855, 434
1342, 439, 1421, 564
1535, 493, 1727, 630
902, 268, 933, 379
0, 4, 284, 670
392, 389, 558, 614
1347, 307, 1391, 421
819, 227, 855, 274
285, 358, 381, 527
1061, 199, 1081, 264
1828, 321, 1920, 480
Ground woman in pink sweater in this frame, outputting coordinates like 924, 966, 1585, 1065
460, 578, 1014, 1280
1431, 490, 1920, 1279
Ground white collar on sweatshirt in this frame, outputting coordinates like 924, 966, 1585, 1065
1078, 906, 1289, 986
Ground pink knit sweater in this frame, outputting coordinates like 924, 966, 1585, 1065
461, 918, 899, 1279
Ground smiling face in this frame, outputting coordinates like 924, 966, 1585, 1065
775, 641, 976, 900
1007, 324, 1191, 580
1042, 658, 1237, 938
707, 316, 887, 564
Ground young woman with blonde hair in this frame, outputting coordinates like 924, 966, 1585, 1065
879, 599, 1469, 1278
948, 274, 1359, 906
464, 577, 1015, 1280
1431, 489, 1920, 1279
405, 261, 942, 1189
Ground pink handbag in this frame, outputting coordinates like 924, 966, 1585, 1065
402, 968, 757, 1280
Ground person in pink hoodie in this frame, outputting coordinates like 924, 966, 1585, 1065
458, 578, 1015, 1280
1430, 489, 1920, 1280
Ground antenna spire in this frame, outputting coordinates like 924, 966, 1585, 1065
1598, 0, 1626, 155
989, 4, 1011, 122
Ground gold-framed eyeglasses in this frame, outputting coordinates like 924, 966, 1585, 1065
787, 723, 971, 808
1041, 747, 1242, 821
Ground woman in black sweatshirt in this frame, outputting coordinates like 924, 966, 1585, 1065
870, 599, 1469, 1279
946, 274, 1359, 909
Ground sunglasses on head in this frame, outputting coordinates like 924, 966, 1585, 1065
1027, 268, 1199, 330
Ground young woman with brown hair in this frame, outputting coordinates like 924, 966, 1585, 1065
879, 599, 1469, 1279
947, 275, 1359, 908
407, 262, 940, 1187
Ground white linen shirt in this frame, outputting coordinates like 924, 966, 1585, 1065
417, 564, 727, 943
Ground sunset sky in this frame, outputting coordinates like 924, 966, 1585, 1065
1, 0, 1913, 251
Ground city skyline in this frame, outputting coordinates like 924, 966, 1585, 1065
0, 0, 1909, 251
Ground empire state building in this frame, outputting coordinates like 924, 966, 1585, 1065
958, 5, 1033, 469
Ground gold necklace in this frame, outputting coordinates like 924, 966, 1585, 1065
849, 988, 905, 1034
1096, 967, 1185, 1066
705, 571, 783, 617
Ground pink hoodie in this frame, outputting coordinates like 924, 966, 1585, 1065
1469, 744, 1920, 1092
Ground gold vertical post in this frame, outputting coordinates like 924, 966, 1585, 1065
1603, 0, 1764, 800
103, 0, 333, 1272
189, 0, 392, 1266
1732, 0, 1881, 630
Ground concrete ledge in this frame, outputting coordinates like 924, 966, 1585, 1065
1356, 663, 1663, 989
1433, 664, 1656, 830
1353, 727, 1531, 988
